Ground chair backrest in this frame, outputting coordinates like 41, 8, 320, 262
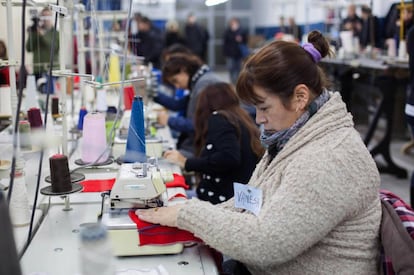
379, 189, 414, 275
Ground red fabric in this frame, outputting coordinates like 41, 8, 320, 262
128, 210, 202, 245
165, 173, 189, 189
168, 193, 187, 201
79, 173, 187, 193
80, 178, 115, 192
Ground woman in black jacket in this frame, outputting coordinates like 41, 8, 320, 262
163, 82, 264, 204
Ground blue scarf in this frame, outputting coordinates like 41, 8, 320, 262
261, 89, 330, 159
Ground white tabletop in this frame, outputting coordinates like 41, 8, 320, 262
20, 202, 219, 275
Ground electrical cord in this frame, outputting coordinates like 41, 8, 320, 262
27, 0, 60, 245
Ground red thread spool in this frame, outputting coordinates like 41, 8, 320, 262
27, 107, 43, 128
123, 86, 135, 110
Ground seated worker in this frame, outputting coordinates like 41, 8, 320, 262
154, 43, 194, 117
136, 30, 381, 274
156, 53, 222, 157
163, 82, 264, 204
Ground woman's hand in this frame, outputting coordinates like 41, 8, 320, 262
157, 110, 169, 126
163, 149, 187, 168
136, 204, 184, 227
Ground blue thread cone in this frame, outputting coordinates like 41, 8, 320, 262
77, 107, 88, 130
124, 96, 146, 163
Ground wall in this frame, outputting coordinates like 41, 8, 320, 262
252, 0, 407, 39
0, 0, 407, 70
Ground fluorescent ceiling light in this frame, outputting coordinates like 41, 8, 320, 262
205, 0, 228, 7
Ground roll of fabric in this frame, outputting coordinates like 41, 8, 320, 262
124, 96, 146, 163
81, 112, 109, 163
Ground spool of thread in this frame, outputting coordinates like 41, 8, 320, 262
18, 120, 32, 150
124, 96, 146, 163
25, 74, 39, 110
398, 40, 407, 59
95, 89, 107, 112
339, 31, 354, 54
77, 107, 88, 130
123, 86, 135, 110
51, 97, 59, 119
106, 106, 117, 121
84, 84, 95, 106
81, 112, 109, 163
49, 154, 72, 193
27, 107, 43, 129
80, 223, 116, 275
108, 54, 120, 85
0, 86, 12, 117
9, 168, 31, 226
386, 38, 397, 58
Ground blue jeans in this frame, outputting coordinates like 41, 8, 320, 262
226, 57, 242, 84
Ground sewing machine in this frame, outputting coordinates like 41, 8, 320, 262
103, 162, 184, 256
109, 162, 167, 209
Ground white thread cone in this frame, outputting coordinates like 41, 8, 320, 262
0, 86, 12, 117
24, 75, 39, 110
84, 85, 95, 109
9, 172, 31, 226
95, 89, 107, 112
398, 40, 407, 60
386, 38, 396, 58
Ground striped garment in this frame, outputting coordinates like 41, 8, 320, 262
379, 189, 414, 274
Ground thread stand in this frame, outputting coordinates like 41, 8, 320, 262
40, 172, 85, 211
63, 195, 72, 211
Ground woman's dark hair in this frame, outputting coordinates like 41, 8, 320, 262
236, 30, 332, 107
194, 82, 264, 158
161, 53, 203, 87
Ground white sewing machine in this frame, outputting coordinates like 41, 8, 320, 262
109, 162, 167, 209
103, 162, 185, 256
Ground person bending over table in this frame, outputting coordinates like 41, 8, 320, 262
137, 31, 381, 275
163, 82, 264, 204
155, 53, 221, 158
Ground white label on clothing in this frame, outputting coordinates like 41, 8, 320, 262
233, 182, 262, 216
